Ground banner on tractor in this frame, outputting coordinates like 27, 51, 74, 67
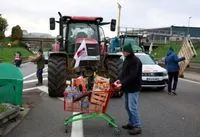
74, 39, 88, 68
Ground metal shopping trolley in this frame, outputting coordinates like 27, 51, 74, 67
63, 84, 120, 135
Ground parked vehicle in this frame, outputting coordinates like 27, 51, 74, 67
48, 12, 123, 97
120, 52, 168, 90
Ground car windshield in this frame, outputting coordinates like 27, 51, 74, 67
136, 54, 155, 65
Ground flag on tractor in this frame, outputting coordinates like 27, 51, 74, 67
74, 39, 88, 68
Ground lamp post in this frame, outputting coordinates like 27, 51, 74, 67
117, 2, 122, 36
187, 16, 192, 37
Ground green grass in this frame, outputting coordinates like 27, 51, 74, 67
0, 37, 33, 63
0, 104, 8, 113
151, 41, 200, 62
0, 37, 12, 46
192, 42, 200, 62
0, 47, 33, 63
151, 42, 182, 60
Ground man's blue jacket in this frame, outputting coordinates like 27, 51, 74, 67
165, 48, 185, 72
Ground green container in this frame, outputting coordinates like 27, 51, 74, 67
0, 63, 23, 106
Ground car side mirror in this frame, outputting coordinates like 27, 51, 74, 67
56, 35, 62, 40
50, 18, 55, 30
110, 19, 116, 31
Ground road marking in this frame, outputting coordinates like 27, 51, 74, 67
37, 86, 48, 93
23, 78, 48, 84
43, 72, 48, 76
23, 72, 36, 80
23, 87, 38, 92
180, 78, 200, 85
23, 67, 48, 80
37, 86, 84, 137
71, 113, 83, 137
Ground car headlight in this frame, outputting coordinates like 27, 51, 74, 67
163, 72, 168, 76
142, 73, 154, 76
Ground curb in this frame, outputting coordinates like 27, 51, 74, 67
182, 77, 200, 83
0, 108, 30, 136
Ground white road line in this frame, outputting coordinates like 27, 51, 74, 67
23, 87, 38, 92
23, 67, 48, 80
36, 86, 84, 137
23, 78, 48, 84
23, 72, 36, 80
37, 86, 48, 93
71, 113, 83, 137
43, 72, 48, 76
180, 78, 200, 85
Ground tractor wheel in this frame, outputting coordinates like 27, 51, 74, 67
48, 56, 67, 97
107, 58, 123, 97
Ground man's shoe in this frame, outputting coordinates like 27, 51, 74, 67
122, 124, 134, 130
129, 127, 142, 135
168, 92, 171, 95
172, 92, 177, 95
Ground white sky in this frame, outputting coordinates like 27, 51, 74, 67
1, 0, 200, 37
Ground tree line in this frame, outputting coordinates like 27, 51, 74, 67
0, 14, 23, 41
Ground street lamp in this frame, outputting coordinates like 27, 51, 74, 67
187, 16, 192, 37
117, 2, 122, 36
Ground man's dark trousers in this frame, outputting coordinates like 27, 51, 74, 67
37, 68, 43, 84
168, 71, 179, 92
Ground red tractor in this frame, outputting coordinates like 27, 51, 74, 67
48, 12, 123, 97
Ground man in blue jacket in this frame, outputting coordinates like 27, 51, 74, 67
165, 47, 185, 95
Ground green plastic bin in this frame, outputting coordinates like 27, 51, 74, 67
0, 63, 23, 106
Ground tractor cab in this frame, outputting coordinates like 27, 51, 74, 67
50, 14, 116, 57
119, 33, 145, 52
109, 33, 146, 53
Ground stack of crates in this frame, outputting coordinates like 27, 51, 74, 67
178, 37, 197, 77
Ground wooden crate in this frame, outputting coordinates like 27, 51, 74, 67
178, 38, 197, 76
90, 91, 109, 107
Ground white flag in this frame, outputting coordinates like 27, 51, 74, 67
74, 39, 88, 68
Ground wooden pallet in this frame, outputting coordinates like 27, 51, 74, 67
178, 38, 197, 76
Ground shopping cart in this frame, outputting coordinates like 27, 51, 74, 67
63, 84, 121, 135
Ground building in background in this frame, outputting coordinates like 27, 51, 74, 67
120, 26, 200, 45
22, 30, 54, 38
142, 26, 200, 42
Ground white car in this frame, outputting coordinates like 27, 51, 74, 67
43, 51, 49, 64
120, 52, 168, 90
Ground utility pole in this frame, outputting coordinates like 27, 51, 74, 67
117, 2, 122, 36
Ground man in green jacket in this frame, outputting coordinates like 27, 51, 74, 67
29, 49, 45, 86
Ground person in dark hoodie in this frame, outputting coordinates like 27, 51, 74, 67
116, 43, 142, 135
165, 47, 185, 95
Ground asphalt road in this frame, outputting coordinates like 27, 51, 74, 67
5, 63, 200, 137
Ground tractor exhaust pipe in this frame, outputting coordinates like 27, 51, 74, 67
58, 12, 62, 18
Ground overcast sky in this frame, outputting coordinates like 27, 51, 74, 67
1, 0, 200, 37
